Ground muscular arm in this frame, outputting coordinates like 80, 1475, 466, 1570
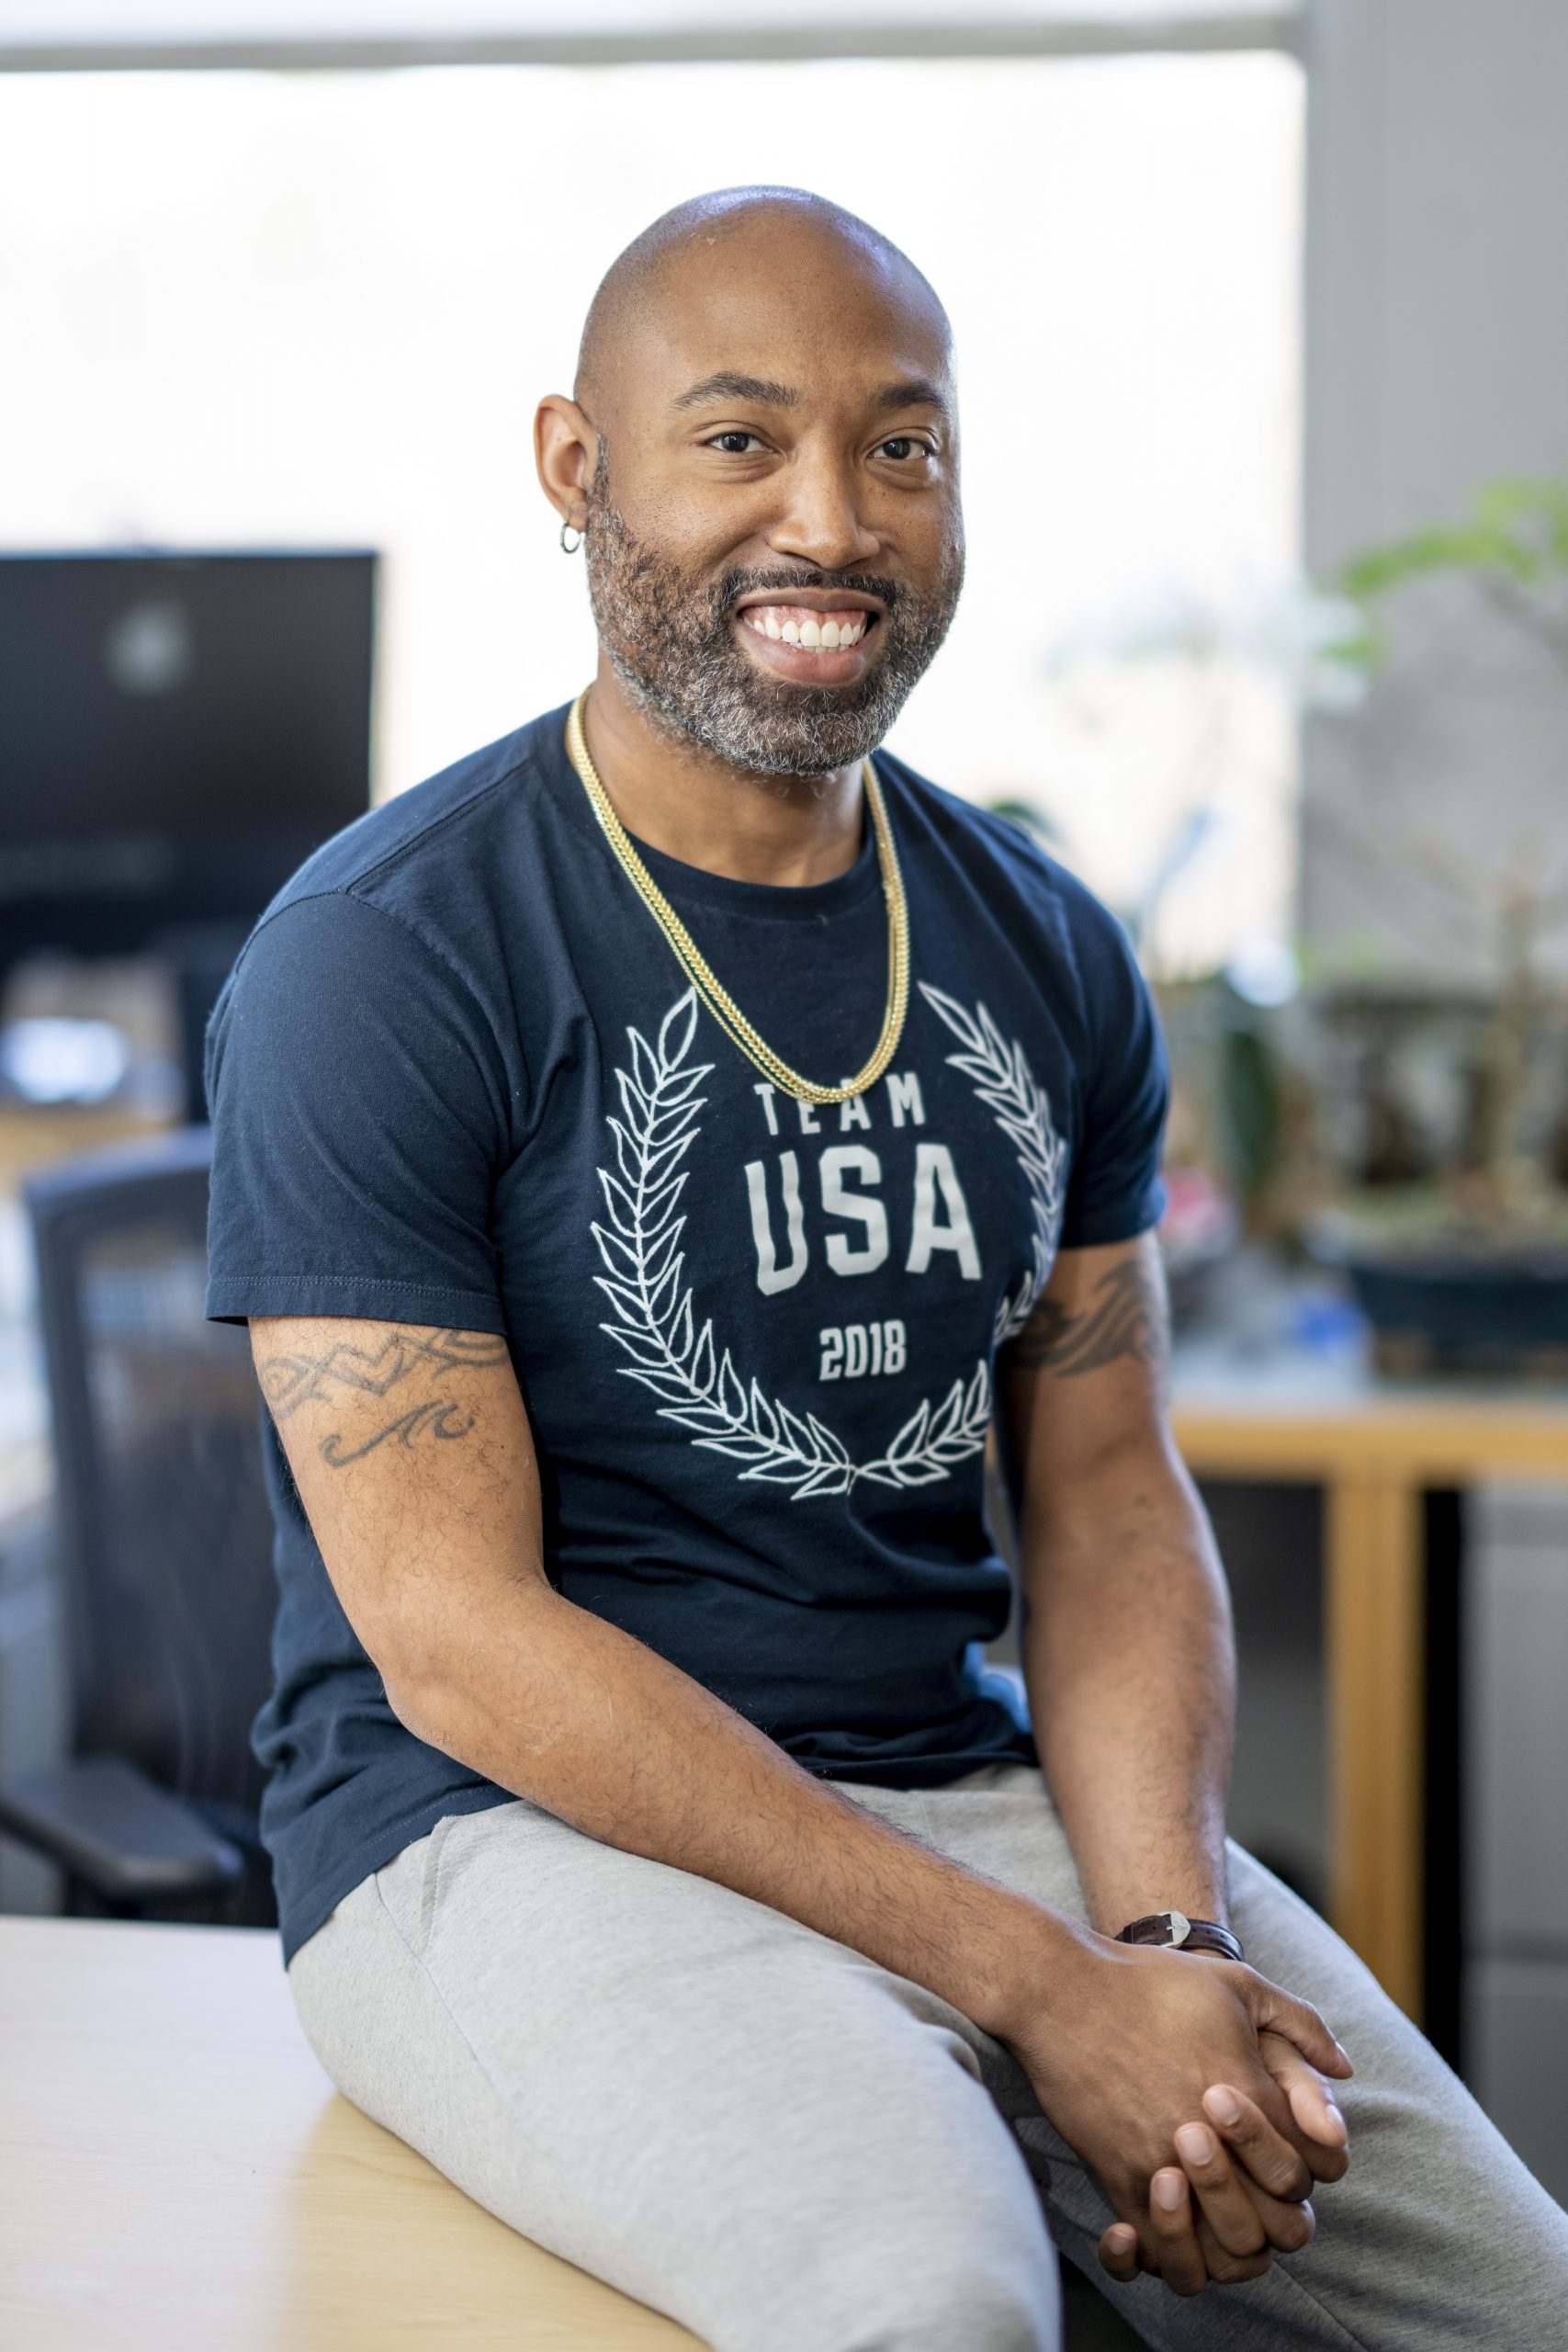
250, 1311, 1079, 2036
996, 1237, 1358, 2282
996, 1232, 1235, 1935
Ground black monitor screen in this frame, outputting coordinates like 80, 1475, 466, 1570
0, 548, 375, 965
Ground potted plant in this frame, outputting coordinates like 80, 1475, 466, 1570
1306, 478, 1568, 1374
1026, 496, 1568, 1373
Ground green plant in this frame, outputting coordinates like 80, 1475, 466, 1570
1338, 477, 1568, 660
1321, 477, 1568, 1231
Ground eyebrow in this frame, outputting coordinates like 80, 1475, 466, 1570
670, 371, 951, 419
672, 372, 798, 411
874, 378, 950, 417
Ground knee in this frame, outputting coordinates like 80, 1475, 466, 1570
759, 2191, 1059, 2352
853, 2250, 1058, 2352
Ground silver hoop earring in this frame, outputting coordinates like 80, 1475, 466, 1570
559, 520, 584, 555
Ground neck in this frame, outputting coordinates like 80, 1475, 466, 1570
578, 654, 865, 888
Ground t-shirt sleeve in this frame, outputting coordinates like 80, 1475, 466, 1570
1057, 894, 1170, 1250
203, 889, 510, 1334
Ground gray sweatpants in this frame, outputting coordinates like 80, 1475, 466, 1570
288, 1762, 1568, 2351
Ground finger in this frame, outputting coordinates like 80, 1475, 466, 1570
1098, 2222, 1141, 2285
1235, 2186, 1317, 2256
1266, 2049, 1351, 2158
1201, 2082, 1314, 2200
1245, 1973, 1354, 2079
1287, 2073, 1348, 2150
1173, 2121, 1270, 2260
1148, 2165, 1209, 2297
1254, 2038, 1353, 2183
1195, 2211, 1276, 2286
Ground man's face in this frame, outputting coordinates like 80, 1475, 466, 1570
580, 224, 964, 777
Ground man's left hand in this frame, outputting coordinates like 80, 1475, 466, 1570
1096, 2021, 1352, 2293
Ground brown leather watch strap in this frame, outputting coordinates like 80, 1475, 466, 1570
1115, 1911, 1245, 1963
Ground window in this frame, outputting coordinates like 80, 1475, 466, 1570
1, 49, 1303, 973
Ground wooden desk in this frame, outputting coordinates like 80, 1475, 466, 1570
0, 1916, 703, 2351
0, 1101, 173, 1196
1171, 1383, 1568, 2024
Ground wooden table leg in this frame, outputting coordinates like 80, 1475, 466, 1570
1324, 1472, 1426, 2019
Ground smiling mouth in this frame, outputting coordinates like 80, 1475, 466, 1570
739, 604, 876, 652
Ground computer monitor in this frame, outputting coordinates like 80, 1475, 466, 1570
0, 548, 376, 973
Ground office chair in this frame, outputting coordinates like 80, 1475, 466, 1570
0, 1126, 278, 1926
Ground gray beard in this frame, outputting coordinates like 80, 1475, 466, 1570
581, 467, 964, 778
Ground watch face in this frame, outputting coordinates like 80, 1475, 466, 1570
1167, 1911, 1191, 1946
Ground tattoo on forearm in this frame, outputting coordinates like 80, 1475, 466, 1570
1005, 1259, 1168, 1377
256, 1326, 509, 1468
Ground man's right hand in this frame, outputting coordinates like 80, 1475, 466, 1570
994, 1928, 1353, 2292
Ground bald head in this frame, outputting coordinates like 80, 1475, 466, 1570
574, 186, 951, 418
535, 184, 964, 778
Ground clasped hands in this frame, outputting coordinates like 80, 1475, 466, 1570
1096, 2012, 1351, 2298
1002, 1931, 1353, 2301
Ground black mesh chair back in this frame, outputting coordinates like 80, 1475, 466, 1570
21, 1126, 277, 1913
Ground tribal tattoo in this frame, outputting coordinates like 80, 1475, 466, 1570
256, 1325, 511, 1469
1004, 1256, 1168, 1379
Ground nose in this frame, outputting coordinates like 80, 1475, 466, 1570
766, 447, 880, 574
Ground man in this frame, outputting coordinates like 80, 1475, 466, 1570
206, 189, 1567, 2349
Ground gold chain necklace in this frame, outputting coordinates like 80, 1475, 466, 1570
564, 686, 910, 1106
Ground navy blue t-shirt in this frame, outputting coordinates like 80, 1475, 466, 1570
205, 701, 1168, 1963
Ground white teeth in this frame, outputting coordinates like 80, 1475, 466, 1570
743, 607, 869, 649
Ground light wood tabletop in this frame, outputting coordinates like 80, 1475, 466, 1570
0, 1914, 705, 2352
1171, 1376, 1568, 2023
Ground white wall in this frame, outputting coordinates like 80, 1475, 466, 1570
0, 53, 1303, 977
1299, 0, 1568, 984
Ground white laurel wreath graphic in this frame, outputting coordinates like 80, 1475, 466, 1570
917, 983, 1068, 1344
590, 988, 1065, 1501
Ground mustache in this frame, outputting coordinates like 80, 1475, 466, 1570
711, 567, 904, 619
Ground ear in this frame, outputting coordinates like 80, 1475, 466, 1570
534, 394, 597, 530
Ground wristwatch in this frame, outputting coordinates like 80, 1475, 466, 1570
1116, 1910, 1245, 1963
